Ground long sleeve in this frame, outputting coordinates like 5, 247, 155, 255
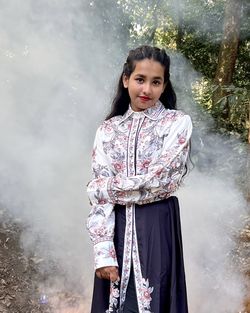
86, 126, 118, 270
87, 114, 192, 205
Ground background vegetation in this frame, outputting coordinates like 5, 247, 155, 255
90, 0, 250, 142
89, 4, 250, 284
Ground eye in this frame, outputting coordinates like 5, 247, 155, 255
135, 77, 144, 84
153, 80, 161, 86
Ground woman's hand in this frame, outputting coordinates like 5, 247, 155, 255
96, 266, 120, 282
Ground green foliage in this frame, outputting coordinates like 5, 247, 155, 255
193, 78, 249, 141
117, 0, 250, 141
179, 35, 219, 79
118, 0, 169, 47
234, 41, 250, 88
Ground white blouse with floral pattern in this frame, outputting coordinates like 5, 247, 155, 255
86, 101, 192, 270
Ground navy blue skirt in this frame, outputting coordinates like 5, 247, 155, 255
91, 196, 188, 313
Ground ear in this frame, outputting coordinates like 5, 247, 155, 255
122, 74, 129, 88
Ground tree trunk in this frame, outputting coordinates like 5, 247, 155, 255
176, 0, 184, 50
247, 100, 250, 202
248, 99, 250, 144
212, 0, 242, 118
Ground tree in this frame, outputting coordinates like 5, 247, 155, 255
176, 1, 184, 50
116, 0, 249, 140
212, 0, 242, 116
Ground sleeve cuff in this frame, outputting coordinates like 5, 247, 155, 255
87, 177, 112, 205
93, 240, 118, 270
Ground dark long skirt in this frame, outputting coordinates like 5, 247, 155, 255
91, 196, 188, 313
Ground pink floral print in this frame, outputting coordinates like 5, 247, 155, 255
86, 101, 192, 312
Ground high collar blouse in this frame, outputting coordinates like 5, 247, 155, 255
86, 101, 192, 270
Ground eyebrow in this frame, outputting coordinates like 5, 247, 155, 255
135, 74, 163, 80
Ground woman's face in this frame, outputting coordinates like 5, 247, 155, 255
123, 58, 166, 112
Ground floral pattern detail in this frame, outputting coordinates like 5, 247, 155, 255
141, 278, 154, 310
86, 101, 192, 312
119, 204, 133, 306
87, 103, 192, 208
107, 280, 120, 312
131, 205, 154, 312
93, 240, 118, 269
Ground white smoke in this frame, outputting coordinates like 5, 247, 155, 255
0, 0, 118, 305
0, 1, 248, 312
172, 52, 248, 313
178, 172, 247, 313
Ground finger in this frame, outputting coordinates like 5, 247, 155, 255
109, 268, 120, 282
100, 269, 110, 280
95, 270, 102, 279
96, 269, 107, 280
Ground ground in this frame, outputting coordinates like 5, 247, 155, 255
0, 213, 48, 313
0, 210, 88, 313
0, 209, 249, 313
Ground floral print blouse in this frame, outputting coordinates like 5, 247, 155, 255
86, 101, 192, 270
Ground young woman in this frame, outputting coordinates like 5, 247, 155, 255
87, 45, 192, 313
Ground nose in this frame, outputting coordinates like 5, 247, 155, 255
142, 82, 151, 95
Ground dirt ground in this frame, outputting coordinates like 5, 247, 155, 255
0, 212, 48, 313
0, 208, 249, 313
0, 210, 88, 313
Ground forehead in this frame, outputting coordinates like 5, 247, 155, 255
132, 58, 165, 78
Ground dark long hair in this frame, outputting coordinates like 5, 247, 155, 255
106, 45, 177, 120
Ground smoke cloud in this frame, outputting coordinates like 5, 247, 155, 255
0, 0, 122, 305
172, 52, 248, 313
0, 0, 248, 312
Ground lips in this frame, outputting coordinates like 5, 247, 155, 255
139, 96, 151, 101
